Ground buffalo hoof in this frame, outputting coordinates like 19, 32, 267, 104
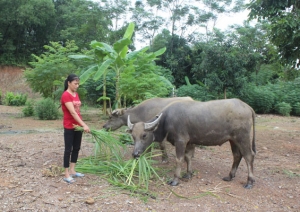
222, 176, 233, 182
182, 172, 192, 179
168, 180, 179, 186
243, 184, 253, 189
161, 158, 169, 164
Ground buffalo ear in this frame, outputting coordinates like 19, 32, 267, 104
125, 128, 132, 133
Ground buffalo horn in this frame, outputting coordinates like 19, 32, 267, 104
127, 115, 134, 130
144, 113, 163, 130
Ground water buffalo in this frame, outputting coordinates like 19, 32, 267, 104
103, 97, 194, 162
127, 99, 256, 189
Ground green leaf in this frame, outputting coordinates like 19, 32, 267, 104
120, 46, 128, 58
93, 59, 114, 81
99, 42, 115, 54
115, 56, 125, 67
123, 22, 135, 39
79, 65, 98, 84
127, 47, 149, 60
68, 54, 93, 60
113, 38, 132, 54
154, 47, 166, 56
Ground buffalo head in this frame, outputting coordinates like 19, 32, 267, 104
127, 113, 163, 158
103, 109, 126, 131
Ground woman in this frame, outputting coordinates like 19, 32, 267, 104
61, 73, 90, 183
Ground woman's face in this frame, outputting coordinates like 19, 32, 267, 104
68, 79, 80, 92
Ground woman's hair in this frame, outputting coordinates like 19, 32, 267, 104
64, 73, 79, 91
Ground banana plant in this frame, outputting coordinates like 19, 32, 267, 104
69, 22, 166, 112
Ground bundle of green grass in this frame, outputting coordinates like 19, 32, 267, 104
75, 126, 162, 195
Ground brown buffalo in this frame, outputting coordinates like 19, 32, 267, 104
127, 99, 256, 189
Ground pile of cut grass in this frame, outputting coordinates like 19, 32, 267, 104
75, 127, 163, 196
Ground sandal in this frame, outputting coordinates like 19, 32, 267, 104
63, 177, 75, 184
71, 172, 84, 178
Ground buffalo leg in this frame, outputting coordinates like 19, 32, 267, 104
223, 140, 242, 182
159, 140, 168, 163
182, 144, 195, 179
168, 141, 186, 186
239, 143, 255, 189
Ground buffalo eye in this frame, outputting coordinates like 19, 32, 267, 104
142, 133, 147, 139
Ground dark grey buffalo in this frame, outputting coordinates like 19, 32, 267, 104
127, 99, 256, 189
103, 97, 193, 161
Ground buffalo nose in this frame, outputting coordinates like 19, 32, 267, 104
132, 152, 140, 158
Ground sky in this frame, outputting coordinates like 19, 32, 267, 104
92, 0, 253, 48
215, 10, 251, 30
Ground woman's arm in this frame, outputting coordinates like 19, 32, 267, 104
65, 102, 90, 133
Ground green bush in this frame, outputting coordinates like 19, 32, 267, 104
4, 92, 27, 106
240, 85, 275, 114
34, 98, 59, 120
177, 84, 214, 101
0, 90, 2, 105
274, 102, 292, 116
292, 102, 300, 116
22, 100, 35, 117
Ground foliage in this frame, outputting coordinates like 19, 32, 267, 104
25, 41, 79, 99
292, 102, 300, 116
249, 63, 282, 86
177, 84, 212, 101
70, 22, 168, 110
34, 98, 59, 120
120, 61, 172, 103
0, 0, 56, 65
4, 92, 27, 106
53, 0, 112, 50
274, 102, 292, 116
240, 84, 275, 114
248, 0, 300, 67
0, 0, 111, 65
0, 90, 2, 105
22, 99, 35, 117
151, 30, 193, 87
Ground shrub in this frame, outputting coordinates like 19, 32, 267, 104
240, 85, 275, 114
292, 102, 300, 116
4, 92, 27, 106
274, 102, 292, 116
34, 98, 59, 120
22, 100, 35, 117
177, 84, 214, 101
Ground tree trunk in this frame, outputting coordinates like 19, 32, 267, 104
102, 75, 107, 115
223, 86, 227, 99
115, 68, 121, 108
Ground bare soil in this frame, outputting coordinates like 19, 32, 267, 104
0, 67, 300, 211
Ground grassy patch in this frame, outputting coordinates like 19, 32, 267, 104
282, 169, 300, 178
75, 127, 163, 199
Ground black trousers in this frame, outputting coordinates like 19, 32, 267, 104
63, 128, 83, 168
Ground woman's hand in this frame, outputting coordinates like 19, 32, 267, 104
82, 124, 90, 133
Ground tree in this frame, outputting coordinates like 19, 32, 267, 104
193, 29, 259, 99
25, 41, 79, 99
51, 0, 112, 50
248, 0, 300, 67
151, 29, 193, 87
70, 23, 167, 113
0, 0, 55, 64
120, 55, 172, 102
131, 1, 164, 46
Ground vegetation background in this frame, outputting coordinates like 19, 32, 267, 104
0, 0, 300, 117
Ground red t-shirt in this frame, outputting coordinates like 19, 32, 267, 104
61, 91, 82, 129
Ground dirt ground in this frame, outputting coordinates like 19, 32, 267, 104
0, 105, 300, 212
0, 66, 300, 211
